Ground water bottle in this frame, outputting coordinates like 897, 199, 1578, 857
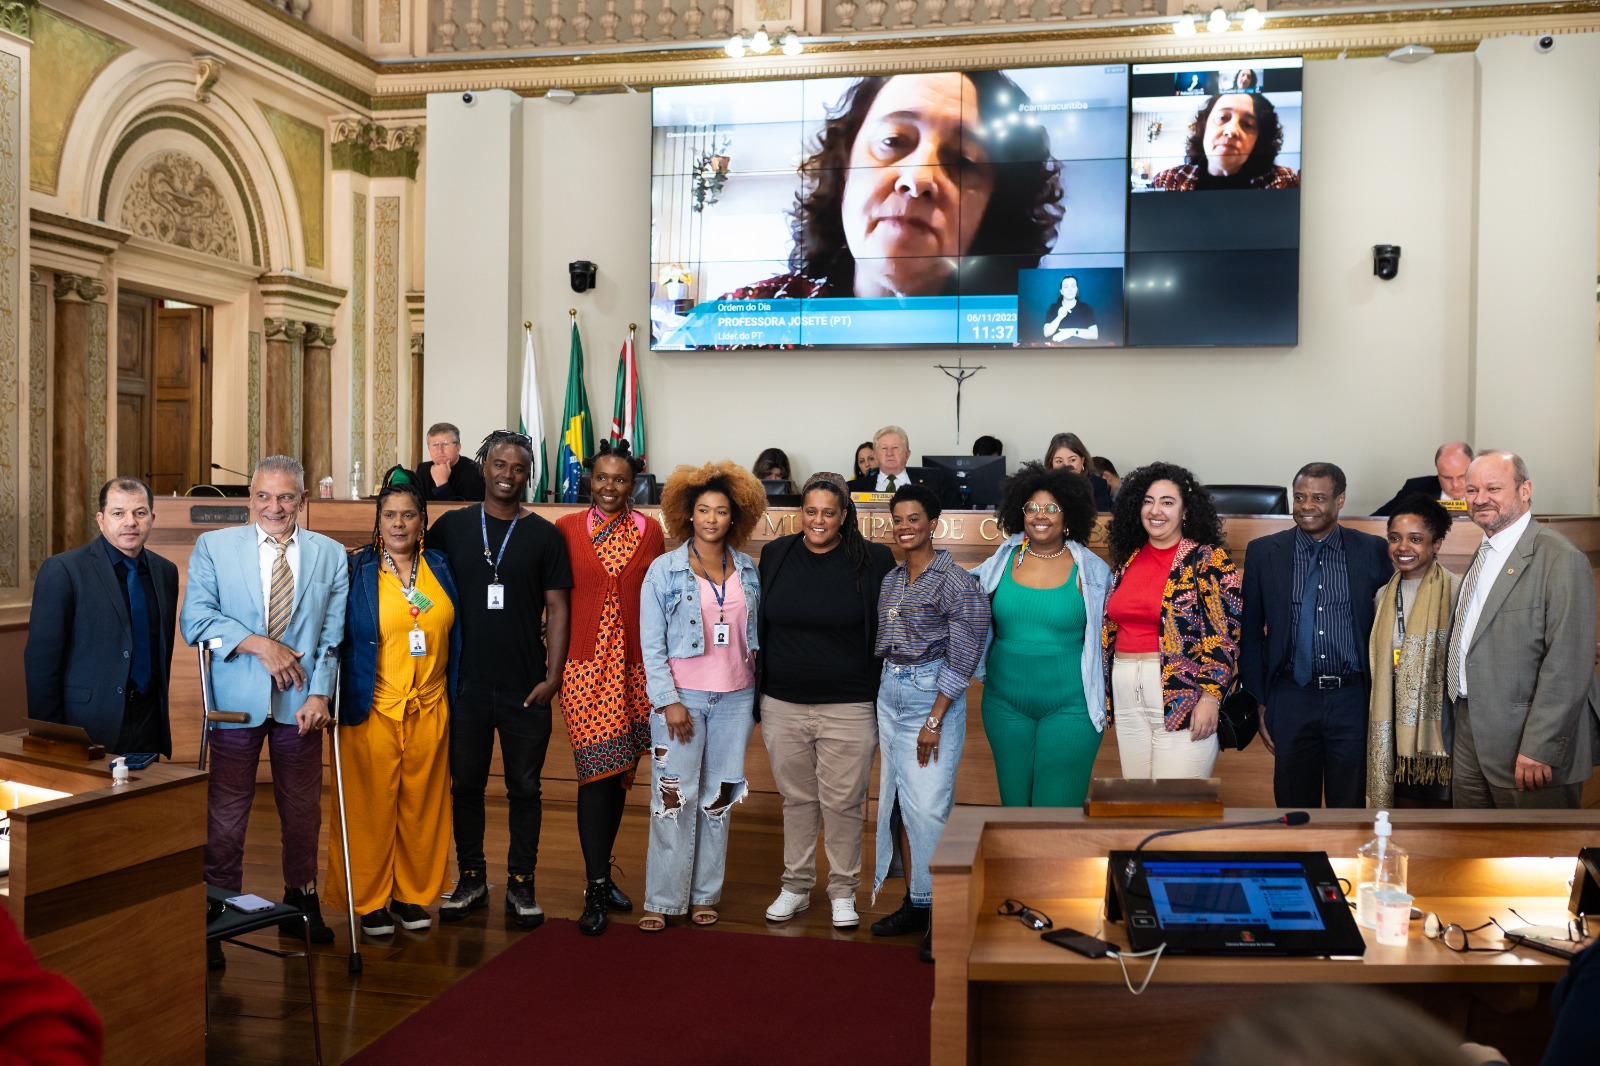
1356, 811, 1408, 930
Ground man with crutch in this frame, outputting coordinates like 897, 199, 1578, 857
182, 456, 349, 970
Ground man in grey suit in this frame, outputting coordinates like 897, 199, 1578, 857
25, 478, 179, 756
1449, 451, 1600, 808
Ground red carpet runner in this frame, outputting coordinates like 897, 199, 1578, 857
349, 919, 934, 1065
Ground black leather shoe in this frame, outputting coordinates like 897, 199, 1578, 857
871, 894, 930, 938
920, 911, 934, 964
578, 881, 609, 937
281, 885, 335, 944
600, 877, 633, 912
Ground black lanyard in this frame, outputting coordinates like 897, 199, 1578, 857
690, 541, 733, 621
480, 505, 521, 584
382, 547, 418, 594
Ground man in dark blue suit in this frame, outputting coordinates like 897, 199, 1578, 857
25, 478, 179, 756
1241, 462, 1393, 807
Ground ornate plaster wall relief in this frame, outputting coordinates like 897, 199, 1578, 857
117, 150, 243, 261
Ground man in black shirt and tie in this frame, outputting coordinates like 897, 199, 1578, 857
1240, 463, 1392, 807
25, 478, 179, 756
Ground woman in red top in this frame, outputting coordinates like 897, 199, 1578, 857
1102, 462, 1242, 780
554, 440, 665, 936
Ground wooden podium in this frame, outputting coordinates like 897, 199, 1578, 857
1, 734, 207, 1065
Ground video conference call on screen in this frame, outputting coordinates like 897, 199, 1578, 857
650, 57, 1302, 351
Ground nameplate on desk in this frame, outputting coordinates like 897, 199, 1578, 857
190, 505, 250, 525
1440, 498, 1468, 512
851, 492, 894, 505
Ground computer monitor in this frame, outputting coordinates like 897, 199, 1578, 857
921, 455, 1006, 511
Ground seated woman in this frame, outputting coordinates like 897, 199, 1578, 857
637, 461, 768, 930
1367, 495, 1459, 809
970, 462, 1111, 807
327, 467, 460, 937
1150, 93, 1299, 191
870, 484, 990, 963
853, 441, 876, 481
1044, 432, 1114, 511
1103, 463, 1241, 781
753, 447, 796, 495
724, 70, 1062, 300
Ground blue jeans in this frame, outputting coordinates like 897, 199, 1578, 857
643, 687, 756, 915
873, 661, 967, 907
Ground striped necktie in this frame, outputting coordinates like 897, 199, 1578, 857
1446, 542, 1489, 702
266, 538, 293, 642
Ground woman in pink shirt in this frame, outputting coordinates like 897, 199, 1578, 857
637, 461, 768, 931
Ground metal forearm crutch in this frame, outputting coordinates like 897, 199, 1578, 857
195, 637, 250, 771
325, 648, 362, 973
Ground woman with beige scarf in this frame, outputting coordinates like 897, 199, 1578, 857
1367, 496, 1459, 807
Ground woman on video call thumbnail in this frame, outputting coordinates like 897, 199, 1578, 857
1150, 92, 1299, 191
1042, 274, 1098, 342
724, 70, 1064, 301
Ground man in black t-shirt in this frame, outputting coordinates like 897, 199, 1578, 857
427, 431, 572, 928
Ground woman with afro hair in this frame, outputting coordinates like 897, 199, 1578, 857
637, 460, 768, 931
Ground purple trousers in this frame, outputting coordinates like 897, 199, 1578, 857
204, 720, 324, 891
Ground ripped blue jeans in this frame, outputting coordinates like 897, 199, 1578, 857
643, 687, 756, 915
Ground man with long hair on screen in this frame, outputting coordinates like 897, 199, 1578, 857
1150, 92, 1299, 191
724, 71, 1063, 301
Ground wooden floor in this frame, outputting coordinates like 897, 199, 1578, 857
209, 787, 914, 1065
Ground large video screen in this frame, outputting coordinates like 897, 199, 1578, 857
1127, 58, 1303, 347
649, 57, 1302, 351
650, 66, 1129, 349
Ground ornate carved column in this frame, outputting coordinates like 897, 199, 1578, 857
301, 323, 334, 488
262, 317, 303, 459
52, 272, 107, 552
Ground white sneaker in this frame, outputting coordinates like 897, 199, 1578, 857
765, 889, 810, 922
831, 897, 860, 928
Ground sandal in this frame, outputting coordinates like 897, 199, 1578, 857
638, 912, 667, 933
690, 905, 719, 926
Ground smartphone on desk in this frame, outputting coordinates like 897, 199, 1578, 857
1041, 927, 1119, 958
224, 893, 276, 914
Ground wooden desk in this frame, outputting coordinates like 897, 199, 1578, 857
0, 734, 207, 1065
930, 808, 1594, 1065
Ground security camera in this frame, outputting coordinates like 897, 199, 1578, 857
1535, 34, 1555, 52
569, 260, 597, 294
1373, 244, 1401, 281
461, 91, 476, 105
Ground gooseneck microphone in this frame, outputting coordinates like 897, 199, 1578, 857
1134, 811, 1311, 853
211, 462, 251, 480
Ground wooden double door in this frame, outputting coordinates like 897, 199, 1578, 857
116, 291, 211, 496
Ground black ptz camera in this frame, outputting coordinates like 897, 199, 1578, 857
1536, 34, 1555, 53
569, 261, 597, 293
1373, 245, 1401, 281
462, 91, 476, 105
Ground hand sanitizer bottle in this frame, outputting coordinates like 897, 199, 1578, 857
1356, 811, 1408, 929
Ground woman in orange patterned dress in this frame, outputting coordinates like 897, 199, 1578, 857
554, 440, 664, 936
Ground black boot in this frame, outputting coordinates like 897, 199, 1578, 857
920, 909, 934, 964
600, 877, 633, 912
871, 894, 930, 938
281, 885, 335, 944
578, 880, 609, 937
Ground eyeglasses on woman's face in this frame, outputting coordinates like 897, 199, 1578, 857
1023, 502, 1061, 516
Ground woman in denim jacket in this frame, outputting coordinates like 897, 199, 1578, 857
637, 461, 767, 931
969, 463, 1112, 807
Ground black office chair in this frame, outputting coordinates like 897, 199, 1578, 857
206, 886, 323, 1064
1205, 484, 1289, 515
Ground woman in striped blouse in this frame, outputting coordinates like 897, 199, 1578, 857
870, 484, 991, 963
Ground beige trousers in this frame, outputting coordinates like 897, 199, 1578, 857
1112, 655, 1219, 781
759, 697, 878, 898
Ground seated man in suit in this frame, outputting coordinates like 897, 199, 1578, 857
1448, 451, 1600, 809
1241, 462, 1393, 808
1373, 441, 1471, 516
416, 421, 485, 502
846, 425, 951, 504
181, 455, 349, 959
25, 477, 178, 757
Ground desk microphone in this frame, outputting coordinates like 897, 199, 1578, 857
1133, 811, 1311, 854
211, 462, 251, 481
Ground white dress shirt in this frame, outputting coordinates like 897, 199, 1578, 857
257, 524, 301, 625
875, 471, 911, 492
1454, 509, 1532, 697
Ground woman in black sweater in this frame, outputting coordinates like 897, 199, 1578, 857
757, 472, 896, 930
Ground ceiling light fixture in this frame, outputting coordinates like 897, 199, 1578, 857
1207, 5, 1231, 33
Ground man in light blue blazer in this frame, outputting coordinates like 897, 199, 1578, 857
181, 455, 349, 953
